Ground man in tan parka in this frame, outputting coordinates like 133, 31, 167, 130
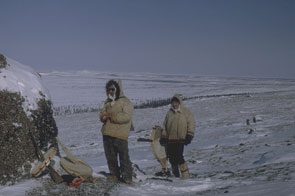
100, 79, 134, 184
161, 94, 196, 179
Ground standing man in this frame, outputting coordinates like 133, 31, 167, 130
161, 94, 196, 179
100, 79, 134, 184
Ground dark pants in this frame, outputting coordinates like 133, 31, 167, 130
103, 135, 132, 181
167, 143, 185, 165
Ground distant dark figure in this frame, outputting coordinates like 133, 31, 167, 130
246, 119, 250, 125
253, 117, 257, 123
248, 129, 255, 134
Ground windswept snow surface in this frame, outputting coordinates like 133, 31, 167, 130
40, 70, 295, 109
1, 70, 295, 195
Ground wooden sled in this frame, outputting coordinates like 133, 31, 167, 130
151, 126, 168, 170
31, 147, 57, 177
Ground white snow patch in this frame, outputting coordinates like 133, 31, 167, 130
274, 153, 295, 163
12, 122, 22, 128
115, 178, 213, 196
0, 180, 41, 196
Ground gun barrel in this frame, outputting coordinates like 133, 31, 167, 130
137, 138, 152, 142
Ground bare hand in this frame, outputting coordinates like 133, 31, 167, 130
100, 113, 111, 122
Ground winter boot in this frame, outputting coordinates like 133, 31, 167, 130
122, 177, 132, 184
107, 175, 119, 182
180, 163, 190, 179
172, 164, 180, 177
155, 168, 171, 177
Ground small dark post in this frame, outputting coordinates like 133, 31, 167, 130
246, 119, 250, 125
253, 117, 256, 123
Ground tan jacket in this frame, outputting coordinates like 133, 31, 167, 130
162, 94, 196, 142
100, 80, 134, 141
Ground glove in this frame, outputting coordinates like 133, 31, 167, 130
160, 138, 168, 145
184, 135, 193, 145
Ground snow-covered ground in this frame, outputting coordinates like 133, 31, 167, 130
1, 70, 295, 196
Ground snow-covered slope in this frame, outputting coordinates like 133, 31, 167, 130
0, 57, 50, 115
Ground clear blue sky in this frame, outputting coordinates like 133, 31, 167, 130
0, 0, 294, 78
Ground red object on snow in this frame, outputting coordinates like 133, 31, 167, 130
69, 177, 83, 187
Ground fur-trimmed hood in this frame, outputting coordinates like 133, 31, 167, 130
105, 79, 125, 100
170, 94, 184, 111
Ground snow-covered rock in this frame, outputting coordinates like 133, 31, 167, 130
0, 54, 58, 185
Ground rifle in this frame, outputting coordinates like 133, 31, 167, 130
137, 138, 152, 142
29, 131, 64, 183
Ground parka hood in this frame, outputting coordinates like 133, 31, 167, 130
172, 94, 183, 104
171, 94, 184, 111
105, 79, 125, 100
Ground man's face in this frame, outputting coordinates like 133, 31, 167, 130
108, 84, 116, 97
171, 101, 180, 110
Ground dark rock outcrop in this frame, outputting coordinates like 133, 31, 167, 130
0, 54, 58, 185
0, 54, 7, 69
